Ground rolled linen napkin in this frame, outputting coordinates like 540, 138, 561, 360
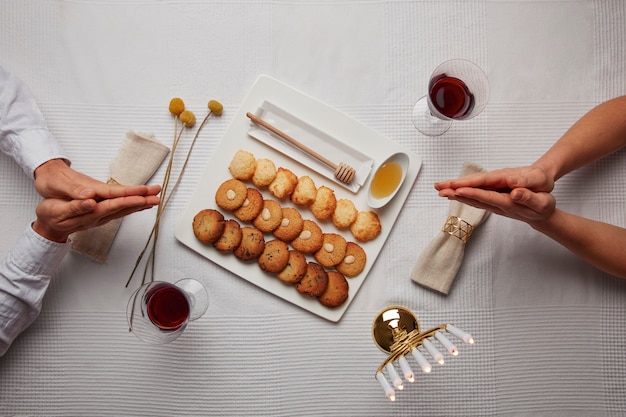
71, 131, 169, 263
411, 162, 490, 295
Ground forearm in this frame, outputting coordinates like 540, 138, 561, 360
529, 208, 626, 279
533, 96, 626, 182
0, 225, 70, 356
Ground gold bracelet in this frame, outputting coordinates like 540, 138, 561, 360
442, 216, 474, 244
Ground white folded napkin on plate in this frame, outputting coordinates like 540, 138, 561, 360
411, 162, 490, 295
71, 131, 169, 263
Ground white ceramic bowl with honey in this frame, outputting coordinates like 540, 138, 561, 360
367, 152, 409, 209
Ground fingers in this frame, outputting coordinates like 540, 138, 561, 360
441, 186, 556, 222
34, 194, 160, 242
35, 161, 162, 201
435, 169, 520, 193
89, 183, 162, 200
510, 188, 556, 215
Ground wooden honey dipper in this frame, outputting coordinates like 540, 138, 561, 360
246, 112, 356, 185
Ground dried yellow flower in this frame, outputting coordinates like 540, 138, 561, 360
208, 100, 223, 116
179, 110, 196, 127
169, 98, 185, 116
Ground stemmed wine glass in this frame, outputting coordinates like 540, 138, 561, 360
127, 278, 209, 344
412, 59, 489, 136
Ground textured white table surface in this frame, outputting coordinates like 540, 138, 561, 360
1, 1, 625, 416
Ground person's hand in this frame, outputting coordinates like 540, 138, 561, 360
438, 185, 557, 225
34, 158, 159, 202
32, 193, 161, 243
434, 166, 555, 194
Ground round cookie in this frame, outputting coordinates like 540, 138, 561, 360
257, 239, 290, 273
252, 199, 283, 233
276, 250, 307, 284
295, 262, 329, 297
350, 210, 382, 242
313, 233, 348, 268
273, 207, 304, 242
215, 179, 247, 211
233, 227, 265, 261
252, 158, 277, 188
290, 175, 317, 206
228, 150, 256, 180
233, 188, 264, 222
192, 209, 225, 244
332, 198, 358, 229
309, 185, 337, 221
213, 219, 242, 252
290, 219, 324, 254
336, 242, 367, 277
318, 271, 349, 308
268, 167, 298, 199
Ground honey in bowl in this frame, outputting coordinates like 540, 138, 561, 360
370, 161, 403, 199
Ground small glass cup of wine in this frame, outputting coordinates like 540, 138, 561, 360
412, 59, 489, 136
127, 278, 209, 344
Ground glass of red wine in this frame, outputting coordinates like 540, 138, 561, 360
412, 59, 489, 136
127, 278, 209, 344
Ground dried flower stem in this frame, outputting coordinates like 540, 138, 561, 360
125, 110, 216, 288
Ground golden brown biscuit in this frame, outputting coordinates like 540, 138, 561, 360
313, 233, 348, 268
213, 219, 242, 252
257, 239, 290, 273
233, 188, 264, 222
268, 167, 298, 199
276, 250, 307, 284
251, 158, 277, 188
318, 271, 349, 308
309, 185, 337, 221
332, 198, 358, 229
290, 175, 317, 206
228, 150, 256, 180
192, 209, 226, 244
273, 207, 304, 242
252, 199, 283, 233
215, 179, 248, 211
295, 262, 329, 297
336, 242, 367, 277
233, 227, 265, 261
350, 211, 382, 242
290, 219, 324, 254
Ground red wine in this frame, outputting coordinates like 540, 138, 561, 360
428, 74, 474, 119
146, 283, 190, 330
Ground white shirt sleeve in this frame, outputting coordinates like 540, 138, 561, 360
0, 66, 69, 178
0, 66, 73, 356
0, 225, 70, 356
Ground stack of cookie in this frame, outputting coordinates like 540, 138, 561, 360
190, 149, 377, 309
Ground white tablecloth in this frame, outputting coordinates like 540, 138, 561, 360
1, 1, 625, 415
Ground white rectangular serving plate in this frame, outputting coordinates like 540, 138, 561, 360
175, 75, 422, 322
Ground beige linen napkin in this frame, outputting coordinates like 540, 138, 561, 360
411, 162, 490, 295
71, 131, 169, 263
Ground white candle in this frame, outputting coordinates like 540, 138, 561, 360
385, 362, 404, 390
376, 372, 396, 401
398, 356, 415, 382
410, 348, 432, 373
423, 339, 445, 365
435, 331, 458, 356
446, 324, 475, 344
